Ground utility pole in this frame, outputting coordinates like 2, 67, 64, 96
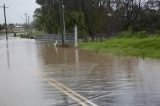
28, 16, 30, 33
59, 0, 65, 46
28, 16, 30, 25
63, 5, 66, 41
0, 4, 9, 40
25, 13, 28, 35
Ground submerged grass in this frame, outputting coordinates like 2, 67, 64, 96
79, 37, 160, 58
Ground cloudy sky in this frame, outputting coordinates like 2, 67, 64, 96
0, 0, 40, 24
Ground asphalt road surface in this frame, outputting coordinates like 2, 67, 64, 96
1, 37, 160, 106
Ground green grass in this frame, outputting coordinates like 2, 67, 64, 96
0, 33, 5, 36
19, 31, 47, 39
30, 31, 47, 36
79, 37, 160, 58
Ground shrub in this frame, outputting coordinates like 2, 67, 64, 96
118, 31, 147, 38
118, 31, 133, 38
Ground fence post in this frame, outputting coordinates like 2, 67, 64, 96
74, 25, 78, 47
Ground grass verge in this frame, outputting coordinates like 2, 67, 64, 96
79, 37, 160, 59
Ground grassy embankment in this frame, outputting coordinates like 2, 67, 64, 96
79, 32, 160, 58
0, 33, 5, 36
20, 31, 47, 39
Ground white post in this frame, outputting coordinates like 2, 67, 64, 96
74, 25, 78, 47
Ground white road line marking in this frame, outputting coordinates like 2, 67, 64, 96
41, 91, 111, 93
43, 77, 98, 106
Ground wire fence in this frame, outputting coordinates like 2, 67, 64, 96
35, 33, 75, 41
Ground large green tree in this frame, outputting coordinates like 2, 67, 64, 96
33, 0, 160, 40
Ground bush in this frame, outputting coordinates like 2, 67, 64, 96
133, 31, 148, 38
118, 31, 147, 38
118, 31, 133, 38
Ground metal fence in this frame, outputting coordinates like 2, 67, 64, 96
35, 33, 75, 41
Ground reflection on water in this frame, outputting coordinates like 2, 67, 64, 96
37, 43, 160, 106
6, 40, 10, 68
0, 39, 160, 106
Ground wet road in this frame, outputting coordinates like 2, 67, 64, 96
1, 37, 160, 106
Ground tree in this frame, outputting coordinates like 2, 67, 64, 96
33, 0, 160, 40
0, 24, 4, 31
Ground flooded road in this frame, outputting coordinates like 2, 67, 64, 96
1, 38, 160, 106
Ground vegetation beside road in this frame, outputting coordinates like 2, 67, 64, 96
30, 31, 47, 36
0, 33, 5, 36
19, 31, 47, 39
79, 32, 160, 58
34, 0, 160, 41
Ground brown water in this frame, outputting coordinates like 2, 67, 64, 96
0, 38, 160, 106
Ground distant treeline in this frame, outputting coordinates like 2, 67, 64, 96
33, 0, 160, 40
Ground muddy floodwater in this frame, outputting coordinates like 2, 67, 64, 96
0, 37, 160, 106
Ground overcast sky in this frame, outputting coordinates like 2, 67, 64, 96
0, 0, 40, 24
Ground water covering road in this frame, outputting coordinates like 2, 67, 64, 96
0, 37, 160, 106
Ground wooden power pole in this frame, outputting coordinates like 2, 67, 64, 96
59, 0, 65, 46
0, 4, 9, 40
4, 4, 8, 40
